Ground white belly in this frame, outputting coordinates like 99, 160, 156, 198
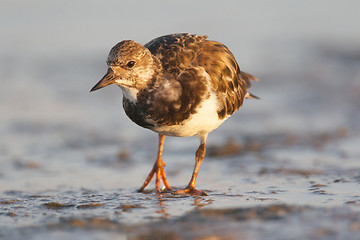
150, 92, 228, 137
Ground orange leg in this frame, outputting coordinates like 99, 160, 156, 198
174, 134, 208, 196
138, 134, 171, 192
186, 142, 206, 190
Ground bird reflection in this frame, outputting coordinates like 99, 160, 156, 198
154, 193, 214, 219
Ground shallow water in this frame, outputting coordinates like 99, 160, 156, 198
1, 1, 360, 239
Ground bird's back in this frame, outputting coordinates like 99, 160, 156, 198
144, 33, 257, 120
145, 33, 207, 77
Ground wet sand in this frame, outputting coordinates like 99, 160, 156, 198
1, 1, 360, 239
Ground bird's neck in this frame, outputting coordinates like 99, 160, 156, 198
120, 86, 139, 104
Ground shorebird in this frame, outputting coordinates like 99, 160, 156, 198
91, 33, 258, 195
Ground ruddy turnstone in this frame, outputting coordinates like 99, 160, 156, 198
91, 33, 258, 195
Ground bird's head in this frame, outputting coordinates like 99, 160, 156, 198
90, 40, 161, 95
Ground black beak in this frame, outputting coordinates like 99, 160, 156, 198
90, 68, 117, 92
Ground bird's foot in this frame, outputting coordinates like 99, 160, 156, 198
172, 187, 208, 196
138, 162, 171, 193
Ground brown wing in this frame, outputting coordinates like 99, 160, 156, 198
145, 34, 257, 120
145, 33, 207, 78
192, 41, 257, 119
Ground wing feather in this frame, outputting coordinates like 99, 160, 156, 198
145, 34, 258, 120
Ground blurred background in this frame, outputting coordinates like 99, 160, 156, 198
1, 1, 360, 239
1, 0, 360, 202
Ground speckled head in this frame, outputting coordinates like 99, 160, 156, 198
107, 40, 146, 66
90, 40, 162, 96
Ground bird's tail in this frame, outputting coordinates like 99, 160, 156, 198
240, 71, 259, 99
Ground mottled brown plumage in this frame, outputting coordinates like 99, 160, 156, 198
91, 33, 258, 195
144, 33, 257, 120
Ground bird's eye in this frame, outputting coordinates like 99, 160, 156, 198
126, 61, 136, 68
